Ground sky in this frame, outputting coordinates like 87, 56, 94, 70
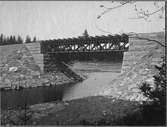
0, 1, 165, 40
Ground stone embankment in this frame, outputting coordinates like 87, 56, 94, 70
99, 32, 165, 102
25, 42, 44, 72
0, 44, 75, 90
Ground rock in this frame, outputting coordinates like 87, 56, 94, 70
131, 88, 140, 93
129, 95, 136, 101
8, 67, 18, 72
31, 71, 40, 78
4, 78, 11, 85
124, 93, 148, 102
145, 68, 150, 71
41, 79, 49, 84
145, 77, 154, 86
101, 89, 111, 96
64, 102, 69, 106
20, 74, 25, 78
138, 69, 148, 75
102, 110, 107, 116
16, 50, 21, 53
45, 83, 50, 86
128, 85, 135, 90
117, 91, 122, 95
120, 83, 124, 86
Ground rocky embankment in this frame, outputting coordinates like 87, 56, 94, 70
99, 32, 165, 102
0, 45, 73, 90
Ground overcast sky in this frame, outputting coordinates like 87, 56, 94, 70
0, 1, 165, 40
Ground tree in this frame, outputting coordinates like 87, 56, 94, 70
140, 58, 166, 105
97, 1, 164, 20
6, 36, 10, 45
25, 35, 31, 43
17, 35, 23, 44
9, 35, 17, 44
96, 1, 165, 47
3, 36, 7, 45
13, 36, 17, 44
0, 34, 4, 45
0, 34, 24, 45
96, 1, 165, 124
82, 29, 89, 38
139, 57, 166, 125
9, 35, 13, 44
33, 36, 37, 42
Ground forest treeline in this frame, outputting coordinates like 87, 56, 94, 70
0, 34, 37, 45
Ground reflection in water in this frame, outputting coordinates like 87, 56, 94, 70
1, 85, 66, 110
70, 61, 122, 72
63, 72, 120, 101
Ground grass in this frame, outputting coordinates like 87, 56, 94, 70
28, 96, 143, 125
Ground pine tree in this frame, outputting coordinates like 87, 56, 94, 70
13, 36, 16, 44
17, 35, 23, 44
3, 35, 7, 45
25, 35, 31, 43
82, 29, 89, 38
33, 36, 36, 42
6, 36, 10, 45
0, 34, 3, 45
9, 35, 13, 44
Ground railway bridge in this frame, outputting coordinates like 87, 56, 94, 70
26, 34, 129, 73
41, 34, 129, 53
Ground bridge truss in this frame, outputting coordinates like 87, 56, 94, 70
40, 34, 129, 54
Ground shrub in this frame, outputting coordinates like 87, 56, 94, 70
139, 57, 166, 125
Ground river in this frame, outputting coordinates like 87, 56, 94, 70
1, 61, 122, 110
63, 61, 121, 100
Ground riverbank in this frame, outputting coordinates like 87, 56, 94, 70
1, 96, 143, 125
0, 45, 77, 90
2, 95, 164, 126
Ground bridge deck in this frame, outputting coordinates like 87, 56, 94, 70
46, 49, 126, 54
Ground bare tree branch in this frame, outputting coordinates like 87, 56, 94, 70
129, 6, 165, 21
98, 1, 165, 21
95, 2, 165, 47
128, 32, 165, 47
97, 1, 132, 19
130, 36, 165, 47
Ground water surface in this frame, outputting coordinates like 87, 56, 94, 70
63, 61, 121, 100
1, 61, 122, 110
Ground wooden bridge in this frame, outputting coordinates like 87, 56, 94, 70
40, 34, 129, 54
26, 34, 129, 73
